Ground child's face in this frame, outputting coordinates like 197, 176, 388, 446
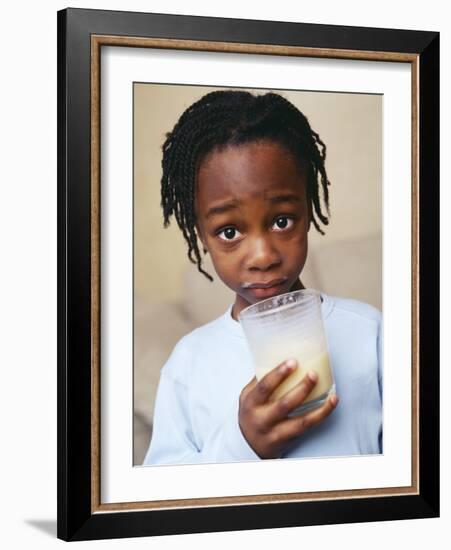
195, 140, 311, 319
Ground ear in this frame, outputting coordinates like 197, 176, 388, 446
307, 201, 313, 232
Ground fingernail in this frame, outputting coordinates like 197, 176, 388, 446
330, 394, 339, 406
285, 358, 297, 369
308, 371, 318, 382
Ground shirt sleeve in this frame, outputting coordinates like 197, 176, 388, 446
377, 316, 383, 453
142, 342, 260, 466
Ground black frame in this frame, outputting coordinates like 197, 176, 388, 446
57, 7, 439, 541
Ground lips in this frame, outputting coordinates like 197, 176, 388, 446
242, 278, 289, 299
243, 278, 288, 289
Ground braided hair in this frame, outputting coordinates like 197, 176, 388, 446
160, 90, 331, 281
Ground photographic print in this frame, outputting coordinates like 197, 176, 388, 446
133, 83, 383, 468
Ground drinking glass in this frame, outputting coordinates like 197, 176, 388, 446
239, 289, 334, 416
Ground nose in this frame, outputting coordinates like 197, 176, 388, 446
245, 234, 282, 272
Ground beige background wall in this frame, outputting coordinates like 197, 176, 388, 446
133, 83, 382, 465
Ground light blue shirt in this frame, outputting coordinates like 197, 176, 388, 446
143, 292, 383, 465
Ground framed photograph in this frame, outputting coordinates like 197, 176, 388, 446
57, 7, 439, 541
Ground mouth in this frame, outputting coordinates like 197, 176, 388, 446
243, 278, 288, 289
242, 278, 289, 299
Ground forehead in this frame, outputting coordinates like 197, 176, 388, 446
196, 140, 306, 204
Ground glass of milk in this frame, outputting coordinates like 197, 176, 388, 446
239, 289, 334, 416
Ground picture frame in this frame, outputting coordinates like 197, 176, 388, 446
57, 7, 439, 542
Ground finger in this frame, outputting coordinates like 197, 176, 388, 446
240, 376, 257, 400
249, 358, 298, 406
269, 371, 319, 422
275, 394, 339, 442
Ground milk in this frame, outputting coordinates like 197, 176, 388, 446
255, 348, 332, 404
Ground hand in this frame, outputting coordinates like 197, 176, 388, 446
238, 359, 339, 459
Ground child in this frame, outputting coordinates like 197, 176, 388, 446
143, 90, 382, 465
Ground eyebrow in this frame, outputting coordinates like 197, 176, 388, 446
205, 193, 302, 219
266, 193, 302, 205
205, 200, 239, 219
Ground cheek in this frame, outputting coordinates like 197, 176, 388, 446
208, 246, 244, 284
287, 227, 308, 249
286, 230, 309, 265
204, 242, 233, 270
209, 255, 241, 289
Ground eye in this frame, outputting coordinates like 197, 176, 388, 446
272, 216, 294, 231
218, 227, 242, 241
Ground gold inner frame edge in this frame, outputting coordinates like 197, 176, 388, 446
90, 34, 420, 514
